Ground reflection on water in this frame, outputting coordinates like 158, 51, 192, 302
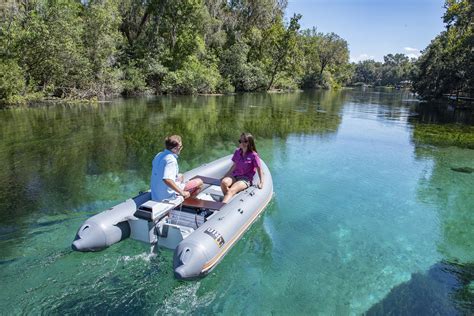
0, 89, 473, 314
414, 101, 474, 125
0, 91, 344, 242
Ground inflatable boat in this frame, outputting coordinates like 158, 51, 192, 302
72, 155, 273, 279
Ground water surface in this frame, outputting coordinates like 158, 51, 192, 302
0, 89, 473, 314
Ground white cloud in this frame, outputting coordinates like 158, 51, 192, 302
350, 54, 376, 63
404, 47, 421, 58
404, 47, 419, 53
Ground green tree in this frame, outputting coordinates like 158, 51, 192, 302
0, 59, 25, 101
353, 60, 382, 85
260, 14, 301, 90
380, 53, 412, 86
298, 30, 349, 89
413, 0, 473, 100
220, 42, 267, 91
298, 28, 320, 88
83, 0, 123, 97
317, 33, 349, 77
0, 0, 361, 101
16, 0, 90, 97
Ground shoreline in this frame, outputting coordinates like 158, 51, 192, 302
3, 87, 471, 109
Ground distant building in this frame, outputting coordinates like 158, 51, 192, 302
399, 80, 412, 89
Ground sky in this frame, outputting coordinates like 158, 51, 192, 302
286, 0, 446, 62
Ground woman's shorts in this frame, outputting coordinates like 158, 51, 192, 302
234, 176, 251, 188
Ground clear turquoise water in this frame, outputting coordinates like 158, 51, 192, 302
0, 90, 473, 314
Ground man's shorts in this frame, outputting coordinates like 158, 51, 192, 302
183, 178, 202, 194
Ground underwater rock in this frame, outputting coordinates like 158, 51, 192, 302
450, 167, 474, 174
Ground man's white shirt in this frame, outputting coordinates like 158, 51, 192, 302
150, 149, 183, 201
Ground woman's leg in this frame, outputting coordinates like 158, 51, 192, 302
222, 181, 248, 203
220, 176, 234, 195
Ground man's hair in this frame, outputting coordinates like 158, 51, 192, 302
165, 135, 182, 150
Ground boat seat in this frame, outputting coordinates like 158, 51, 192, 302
191, 175, 221, 186
204, 185, 224, 199
182, 197, 225, 211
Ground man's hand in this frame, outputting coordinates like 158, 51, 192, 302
163, 179, 191, 199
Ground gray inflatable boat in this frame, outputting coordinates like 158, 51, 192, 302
72, 155, 273, 279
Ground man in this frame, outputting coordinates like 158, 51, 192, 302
150, 135, 203, 202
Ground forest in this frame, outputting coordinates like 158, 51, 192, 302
0, 0, 472, 103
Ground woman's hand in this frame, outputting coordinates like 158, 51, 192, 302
258, 181, 263, 189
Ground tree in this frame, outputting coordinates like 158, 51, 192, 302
262, 14, 301, 90
0, 59, 25, 101
412, 0, 473, 100
15, 0, 90, 97
298, 29, 349, 89
0, 0, 361, 101
380, 53, 411, 86
220, 41, 267, 91
353, 60, 382, 85
317, 33, 349, 77
83, 0, 123, 97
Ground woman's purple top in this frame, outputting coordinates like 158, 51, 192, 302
231, 148, 261, 182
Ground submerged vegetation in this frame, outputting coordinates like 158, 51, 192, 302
0, 0, 472, 103
413, 124, 474, 149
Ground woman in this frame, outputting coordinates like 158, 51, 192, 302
221, 133, 264, 203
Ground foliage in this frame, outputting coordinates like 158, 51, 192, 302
5, 0, 461, 103
379, 54, 413, 86
1, 0, 353, 102
0, 59, 25, 101
352, 60, 382, 85
298, 28, 350, 89
350, 55, 414, 87
121, 63, 147, 95
412, 0, 473, 100
161, 56, 221, 94
83, 0, 123, 97
220, 42, 267, 91
260, 14, 302, 90
17, 1, 90, 97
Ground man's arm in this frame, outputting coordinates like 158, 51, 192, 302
163, 179, 190, 198
162, 157, 190, 198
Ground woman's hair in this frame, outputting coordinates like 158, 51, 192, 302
165, 135, 182, 150
241, 132, 258, 153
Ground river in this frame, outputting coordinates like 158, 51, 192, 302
0, 89, 473, 314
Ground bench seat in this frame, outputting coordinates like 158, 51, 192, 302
182, 197, 225, 210
191, 175, 221, 186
